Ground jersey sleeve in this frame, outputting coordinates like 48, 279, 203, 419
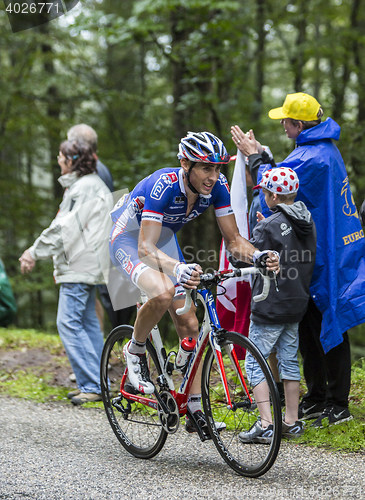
141, 171, 179, 224
212, 173, 233, 218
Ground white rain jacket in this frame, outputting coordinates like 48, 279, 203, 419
29, 172, 113, 285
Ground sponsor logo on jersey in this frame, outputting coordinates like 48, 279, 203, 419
163, 213, 185, 223
173, 196, 185, 204
126, 196, 145, 218
115, 249, 133, 274
218, 174, 230, 193
215, 205, 233, 217
199, 196, 209, 207
151, 172, 178, 201
142, 211, 163, 223
114, 193, 129, 210
184, 209, 200, 222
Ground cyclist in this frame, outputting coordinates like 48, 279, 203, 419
109, 131, 279, 432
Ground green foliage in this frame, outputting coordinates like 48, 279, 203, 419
349, 324, 365, 360
0, 327, 63, 353
297, 358, 365, 452
0, 370, 69, 402
0, 327, 103, 405
299, 418, 365, 453
1, 328, 364, 449
1, 0, 365, 329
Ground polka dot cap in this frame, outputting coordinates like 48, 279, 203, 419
255, 167, 299, 195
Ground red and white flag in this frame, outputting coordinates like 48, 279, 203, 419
216, 150, 252, 343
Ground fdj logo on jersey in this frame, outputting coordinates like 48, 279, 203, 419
127, 196, 145, 218
184, 210, 200, 222
115, 249, 133, 274
151, 172, 178, 200
218, 175, 230, 193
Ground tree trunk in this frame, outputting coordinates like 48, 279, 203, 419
251, 0, 266, 126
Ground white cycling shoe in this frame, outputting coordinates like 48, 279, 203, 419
123, 341, 155, 395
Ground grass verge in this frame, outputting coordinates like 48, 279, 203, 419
296, 357, 365, 452
0, 328, 104, 408
0, 328, 364, 449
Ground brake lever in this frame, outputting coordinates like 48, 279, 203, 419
192, 289, 198, 307
271, 272, 279, 292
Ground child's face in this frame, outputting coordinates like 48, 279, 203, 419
263, 188, 279, 209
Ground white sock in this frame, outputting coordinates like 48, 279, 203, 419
188, 394, 202, 414
128, 335, 146, 355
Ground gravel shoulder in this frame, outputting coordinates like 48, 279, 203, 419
0, 397, 364, 500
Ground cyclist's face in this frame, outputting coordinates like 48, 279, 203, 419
189, 163, 221, 195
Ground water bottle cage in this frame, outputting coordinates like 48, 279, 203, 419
175, 352, 192, 374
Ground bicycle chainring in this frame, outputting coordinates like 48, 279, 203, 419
157, 391, 180, 434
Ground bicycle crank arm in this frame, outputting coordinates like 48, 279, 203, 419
154, 388, 170, 416
186, 407, 211, 442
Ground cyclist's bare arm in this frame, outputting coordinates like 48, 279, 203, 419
138, 220, 176, 274
216, 213, 256, 263
216, 214, 280, 273
138, 220, 201, 288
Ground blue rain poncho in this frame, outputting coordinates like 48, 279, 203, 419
258, 118, 365, 353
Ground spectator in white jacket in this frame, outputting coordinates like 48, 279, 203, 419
19, 140, 113, 405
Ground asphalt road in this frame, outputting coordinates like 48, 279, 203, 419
0, 397, 364, 500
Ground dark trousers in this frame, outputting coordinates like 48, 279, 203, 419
298, 297, 351, 408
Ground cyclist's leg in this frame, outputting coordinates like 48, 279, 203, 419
110, 228, 176, 345
110, 231, 176, 393
134, 269, 176, 343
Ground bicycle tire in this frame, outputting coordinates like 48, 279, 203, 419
100, 325, 168, 459
201, 330, 282, 478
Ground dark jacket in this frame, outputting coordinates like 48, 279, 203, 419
250, 201, 316, 324
96, 159, 114, 192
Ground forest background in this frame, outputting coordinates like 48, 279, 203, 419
1, 0, 365, 353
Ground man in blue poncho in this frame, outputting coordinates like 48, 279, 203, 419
231, 92, 365, 428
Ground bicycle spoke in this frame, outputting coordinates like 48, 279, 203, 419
202, 331, 281, 478
101, 326, 167, 459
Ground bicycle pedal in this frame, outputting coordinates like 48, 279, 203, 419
185, 410, 212, 441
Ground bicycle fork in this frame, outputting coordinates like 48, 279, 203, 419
209, 332, 254, 411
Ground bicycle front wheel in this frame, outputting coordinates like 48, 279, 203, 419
100, 325, 168, 459
202, 331, 281, 478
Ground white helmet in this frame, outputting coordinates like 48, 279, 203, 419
178, 131, 230, 164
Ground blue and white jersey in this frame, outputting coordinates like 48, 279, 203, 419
110, 167, 233, 243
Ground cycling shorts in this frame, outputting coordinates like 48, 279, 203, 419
109, 224, 185, 298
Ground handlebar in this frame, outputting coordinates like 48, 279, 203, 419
176, 267, 271, 316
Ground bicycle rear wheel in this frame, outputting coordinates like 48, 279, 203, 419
202, 330, 281, 478
100, 325, 168, 459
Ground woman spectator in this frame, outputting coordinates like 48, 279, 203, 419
19, 140, 113, 405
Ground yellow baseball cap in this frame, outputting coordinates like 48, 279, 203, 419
268, 92, 321, 121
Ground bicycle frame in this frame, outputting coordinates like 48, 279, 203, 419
119, 288, 218, 415
119, 266, 268, 418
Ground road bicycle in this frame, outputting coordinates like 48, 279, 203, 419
100, 265, 282, 478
